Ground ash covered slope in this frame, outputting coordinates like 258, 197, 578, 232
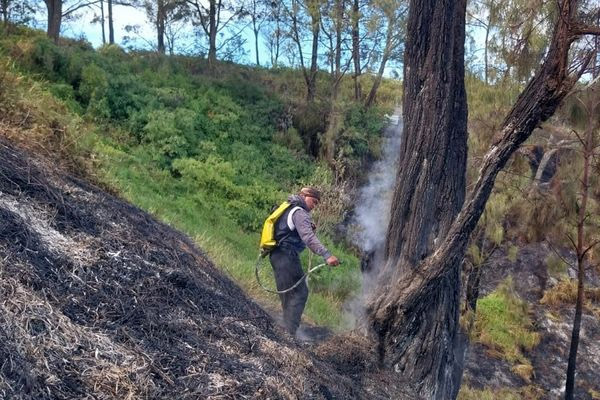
0, 140, 409, 399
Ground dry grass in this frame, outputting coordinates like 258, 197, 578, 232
540, 279, 600, 309
511, 363, 534, 383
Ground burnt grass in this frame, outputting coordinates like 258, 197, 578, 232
0, 139, 411, 399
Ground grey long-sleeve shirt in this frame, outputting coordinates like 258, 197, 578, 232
290, 207, 332, 260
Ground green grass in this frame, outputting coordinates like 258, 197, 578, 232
472, 277, 540, 366
93, 135, 361, 329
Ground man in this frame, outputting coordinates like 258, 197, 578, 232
270, 186, 340, 337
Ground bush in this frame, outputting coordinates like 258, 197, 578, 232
78, 64, 108, 106
142, 108, 199, 164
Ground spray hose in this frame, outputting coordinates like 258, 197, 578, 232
254, 252, 329, 294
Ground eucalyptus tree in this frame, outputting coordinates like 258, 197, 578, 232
246, 0, 269, 65
364, 0, 406, 107
320, 0, 351, 161
367, 1, 600, 398
142, 0, 188, 54
263, 0, 285, 67
467, 0, 502, 83
285, 0, 324, 102
44, 0, 103, 43
186, 0, 246, 66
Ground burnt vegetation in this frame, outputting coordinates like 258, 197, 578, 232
0, 139, 414, 399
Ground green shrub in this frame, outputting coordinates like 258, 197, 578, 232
78, 63, 108, 106
473, 277, 540, 365
142, 108, 199, 164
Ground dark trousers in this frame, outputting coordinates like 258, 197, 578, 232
269, 247, 308, 335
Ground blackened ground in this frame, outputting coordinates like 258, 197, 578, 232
0, 139, 414, 399
462, 244, 600, 399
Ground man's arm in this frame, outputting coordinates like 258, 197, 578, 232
292, 209, 332, 260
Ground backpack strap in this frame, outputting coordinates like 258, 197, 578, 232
286, 206, 303, 231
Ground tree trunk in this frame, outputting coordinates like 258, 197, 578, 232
254, 23, 260, 65
208, 0, 217, 66
157, 0, 166, 54
565, 258, 585, 400
484, 20, 490, 84
100, 0, 106, 45
2, 0, 8, 23
323, 0, 344, 162
369, 1, 582, 398
352, 0, 361, 100
307, 4, 320, 103
108, 0, 114, 44
369, 1, 468, 398
565, 102, 594, 400
365, 18, 393, 108
45, 0, 62, 43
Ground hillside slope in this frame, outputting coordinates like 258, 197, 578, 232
0, 138, 415, 399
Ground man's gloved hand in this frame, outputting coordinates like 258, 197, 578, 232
326, 255, 340, 266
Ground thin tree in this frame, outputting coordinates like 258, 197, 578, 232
367, 1, 600, 398
351, 0, 360, 99
187, 0, 244, 67
562, 82, 600, 400
287, 0, 322, 102
364, 0, 406, 108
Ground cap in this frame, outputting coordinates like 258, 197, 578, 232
300, 186, 321, 200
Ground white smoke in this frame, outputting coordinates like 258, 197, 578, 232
351, 110, 403, 253
343, 109, 403, 330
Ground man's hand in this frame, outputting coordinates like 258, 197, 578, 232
326, 255, 340, 266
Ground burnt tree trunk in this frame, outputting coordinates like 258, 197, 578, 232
369, 1, 585, 398
369, 1, 468, 398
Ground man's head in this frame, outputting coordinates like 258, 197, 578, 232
299, 186, 321, 210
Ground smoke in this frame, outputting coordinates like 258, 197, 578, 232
351, 110, 403, 254
344, 109, 403, 329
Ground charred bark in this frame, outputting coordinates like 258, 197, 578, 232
369, 1, 587, 398
369, 1, 468, 397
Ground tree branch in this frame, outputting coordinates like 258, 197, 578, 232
572, 24, 600, 36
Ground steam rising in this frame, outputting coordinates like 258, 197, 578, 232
352, 110, 403, 254
343, 110, 403, 329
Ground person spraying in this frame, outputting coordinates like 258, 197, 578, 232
260, 187, 339, 337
